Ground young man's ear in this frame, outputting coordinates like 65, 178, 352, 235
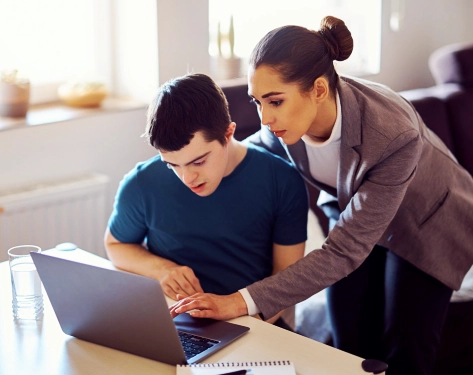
224, 122, 237, 144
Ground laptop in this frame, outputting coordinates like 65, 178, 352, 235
30, 252, 250, 365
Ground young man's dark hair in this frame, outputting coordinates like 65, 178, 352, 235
144, 73, 231, 151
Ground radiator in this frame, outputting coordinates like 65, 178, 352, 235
0, 174, 110, 262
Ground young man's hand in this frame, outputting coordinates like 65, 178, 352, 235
158, 266, 204, 300
169, 291, 248, 320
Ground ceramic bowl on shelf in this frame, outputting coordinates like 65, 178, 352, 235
58, 80, 108, 108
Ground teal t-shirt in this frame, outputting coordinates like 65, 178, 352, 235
108, 144, 308, 295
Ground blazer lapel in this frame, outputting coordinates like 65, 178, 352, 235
337, 78, 362, 211
285, 141, 338, 196
286, 141, 310, 176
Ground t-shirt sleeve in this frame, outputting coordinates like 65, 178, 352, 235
272, 164, 309, 245
108, 170, 148, 244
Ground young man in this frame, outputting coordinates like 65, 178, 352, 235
104, 73, 308, 324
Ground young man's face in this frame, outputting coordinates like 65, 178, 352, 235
159, 130, 231, 197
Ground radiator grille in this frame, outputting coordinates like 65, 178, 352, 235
0, 174, 110, 262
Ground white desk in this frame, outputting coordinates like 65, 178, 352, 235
0, 249, 376, 375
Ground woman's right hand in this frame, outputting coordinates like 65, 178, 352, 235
169, 291, 248, 320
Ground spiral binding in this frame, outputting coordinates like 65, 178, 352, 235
178, 360, 292, 368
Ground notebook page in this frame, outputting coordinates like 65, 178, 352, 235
176, 360, 296, 375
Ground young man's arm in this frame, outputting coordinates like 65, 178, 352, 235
264, 242, 305, 324
104, 228, 203, 300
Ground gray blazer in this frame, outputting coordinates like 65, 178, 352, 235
247, 76, 473, 319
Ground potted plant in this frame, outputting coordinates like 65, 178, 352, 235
0, 69, 30, 118
211, 15, 242, 80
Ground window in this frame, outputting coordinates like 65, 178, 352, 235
0, 0, 109, 104
209, 0, 382, 78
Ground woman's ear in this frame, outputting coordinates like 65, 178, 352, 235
312, 77, 330, 103
224, 122, 237, 144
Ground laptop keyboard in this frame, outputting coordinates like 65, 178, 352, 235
177, 331, 220, 359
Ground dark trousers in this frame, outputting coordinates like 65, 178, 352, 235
326, 245, 453, 375
274, 316, 295, 332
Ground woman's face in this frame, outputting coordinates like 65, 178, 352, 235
248, 64, 330, 145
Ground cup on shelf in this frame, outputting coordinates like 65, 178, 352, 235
0, 69, 30, 118
8, 245, 44, 320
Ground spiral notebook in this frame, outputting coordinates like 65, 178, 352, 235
176, 360, 296, 375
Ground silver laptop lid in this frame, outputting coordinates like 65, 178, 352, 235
31, 252, 249, 365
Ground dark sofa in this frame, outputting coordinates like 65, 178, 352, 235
220, 42, 473, 375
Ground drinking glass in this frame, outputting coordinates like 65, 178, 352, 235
8, 245, 44, 320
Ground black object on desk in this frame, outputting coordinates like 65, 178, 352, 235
361, 359, 388, 374
217, 370, 249, 375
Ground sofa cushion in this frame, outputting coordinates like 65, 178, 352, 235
219, 78, 261, 141
399, 87, 456, 152
444, 89, 473, 176
429, 42, 473, 87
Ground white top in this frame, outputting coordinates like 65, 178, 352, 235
301, 92, 342, 189
240, 92, 343, 316
239, 287, 260, 316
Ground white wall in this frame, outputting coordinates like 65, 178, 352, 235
112, 0, 159, 103
156, 0, 210, 84
366, 0, 473, 91
0, 108, 158, 251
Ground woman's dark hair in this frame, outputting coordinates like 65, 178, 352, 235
249, 16, 353, 94
144, 73, 231, 151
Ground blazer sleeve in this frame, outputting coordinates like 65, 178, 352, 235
247, 129, 423, 319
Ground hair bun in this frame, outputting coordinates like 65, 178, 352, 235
319, 16, 353, 61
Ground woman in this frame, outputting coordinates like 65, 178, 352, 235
171, 16, 473, 375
